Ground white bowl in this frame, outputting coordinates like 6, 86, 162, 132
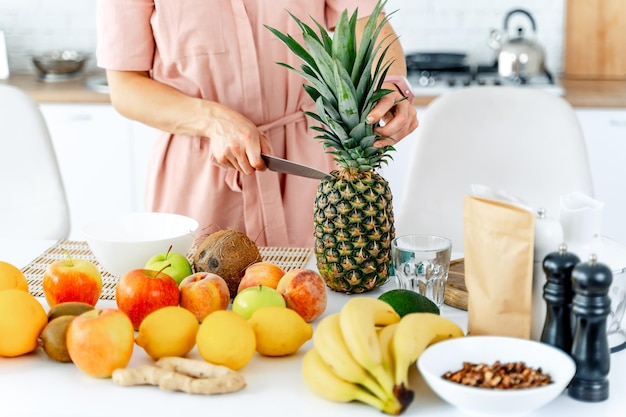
83, 212, 199, 276
417, 336, 576, 417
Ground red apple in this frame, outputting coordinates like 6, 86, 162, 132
179, 272, 230, 322
43, 251, 102, 307
66, 308, 134, 378
238, 262, 285, 293
115, 266, 180, 329
277, 269, 327, 323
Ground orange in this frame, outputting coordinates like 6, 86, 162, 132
0, 261, 29, 292
0, 289, 47, 357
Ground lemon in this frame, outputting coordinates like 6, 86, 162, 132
248, 305, 313, 356
196, 310, 256, 370
135, 306, 199, 360
0, 289, 47, 357
378, 289, 440, 317
0, 261, 29, 292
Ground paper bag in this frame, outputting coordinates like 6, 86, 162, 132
463, 195, 535, 338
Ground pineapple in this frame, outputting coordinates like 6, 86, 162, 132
266, 0, 398, 293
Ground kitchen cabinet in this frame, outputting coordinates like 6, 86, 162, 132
129, 121, 158, 214
40, 104, 157, 240
576, 108, 626, 244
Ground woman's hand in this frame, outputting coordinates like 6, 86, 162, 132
366, 82, 419, 148
205, 102, 271, 175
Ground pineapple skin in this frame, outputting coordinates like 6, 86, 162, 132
313, 169, 395, 293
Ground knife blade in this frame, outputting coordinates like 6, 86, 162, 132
261, 154, 330, 180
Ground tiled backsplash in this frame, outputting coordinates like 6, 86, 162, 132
0, 0, 98, 74
0, 0, 565, 75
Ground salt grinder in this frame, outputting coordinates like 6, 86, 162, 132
540, 244, 580, 352
531, 208, 564, 341
568, 254, 612, 402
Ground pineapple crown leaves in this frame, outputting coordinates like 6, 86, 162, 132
265, 0, 400, 172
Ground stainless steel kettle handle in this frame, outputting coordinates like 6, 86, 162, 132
504, 9, 537, 34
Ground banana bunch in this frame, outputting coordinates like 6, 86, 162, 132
302, 297, 464, 415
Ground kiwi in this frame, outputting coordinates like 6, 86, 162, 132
39, 315, 76, 362
47, 302, 94, 322
193, 229, 262, 298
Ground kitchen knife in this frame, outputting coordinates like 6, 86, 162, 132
261, 154, 329, 180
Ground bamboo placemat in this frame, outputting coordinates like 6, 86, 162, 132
21, 240, 312, 301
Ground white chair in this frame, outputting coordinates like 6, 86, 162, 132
0, 84, 70, 240
395, 86, 594, 253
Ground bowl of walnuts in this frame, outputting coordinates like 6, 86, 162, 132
417, 335, 576, 416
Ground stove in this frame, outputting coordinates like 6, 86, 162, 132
405, 53, 564, 97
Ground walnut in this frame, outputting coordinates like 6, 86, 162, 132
442, 361, 552, 389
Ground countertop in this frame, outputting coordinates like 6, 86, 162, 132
412, 77, 626, 108
1, 73, 111, 104
1, 238, 626, 417
3, 73, 626, 109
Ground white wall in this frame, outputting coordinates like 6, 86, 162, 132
0, 0, 565, 75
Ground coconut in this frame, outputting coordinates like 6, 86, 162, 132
193, 230, 262, 298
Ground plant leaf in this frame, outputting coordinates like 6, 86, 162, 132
332, 9, 356, 75
264, 25, 318, 73
333, 59, 360, 131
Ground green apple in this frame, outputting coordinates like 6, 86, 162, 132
144, 245, 192, 286
232, 285, 286, 319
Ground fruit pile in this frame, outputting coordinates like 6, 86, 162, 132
0, 230, 324, 392
114, 230, 328, 330
303, 297, 464, 415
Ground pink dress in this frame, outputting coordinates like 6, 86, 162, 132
97, 0, 377, 248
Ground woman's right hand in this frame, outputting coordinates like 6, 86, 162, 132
204, 102, 270, 175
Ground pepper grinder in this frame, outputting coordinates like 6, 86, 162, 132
540, 243, 579, 352
568, 254, 612, 402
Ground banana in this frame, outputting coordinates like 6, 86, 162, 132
377, 322, 398, 379
392, 312, 465, 387
314, 313, 391, 402
338, 297, 401, 395
302, 347, 402, 415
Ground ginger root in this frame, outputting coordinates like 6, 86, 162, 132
156, 356, 234, 379
112, 357, 246, 395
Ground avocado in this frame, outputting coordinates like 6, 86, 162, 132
378, 289, 440, 317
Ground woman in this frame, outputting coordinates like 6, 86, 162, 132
96, 0, 417, 247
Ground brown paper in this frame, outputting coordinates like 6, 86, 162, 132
463, 196, 535, 338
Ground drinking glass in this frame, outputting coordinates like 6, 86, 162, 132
391, 234, 452, 308
608, 268, 626, 353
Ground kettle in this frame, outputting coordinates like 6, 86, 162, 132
488, 9, 546, 82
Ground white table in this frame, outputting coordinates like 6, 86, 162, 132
1, 239, 625, 417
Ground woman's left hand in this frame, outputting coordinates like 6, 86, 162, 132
366, 82, 419, 148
